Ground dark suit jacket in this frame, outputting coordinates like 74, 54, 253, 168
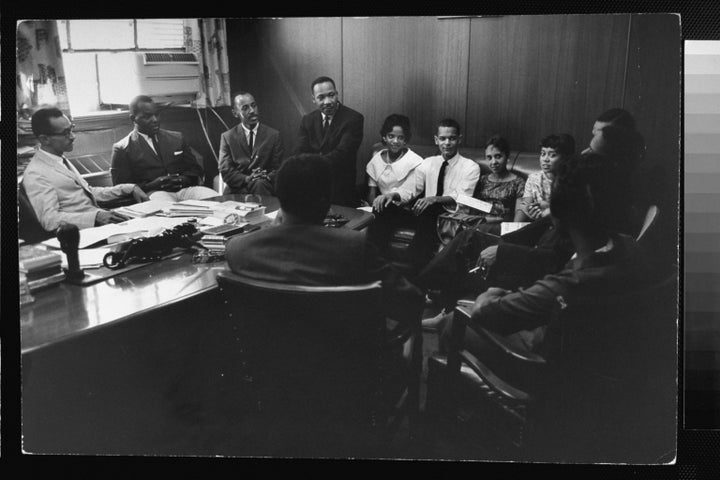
225, 223, 423, 325
111, 128, 205, 191
296, 103, 364, 207
219, 123, 284, 193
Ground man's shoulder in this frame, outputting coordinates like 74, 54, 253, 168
259, 123, 280, 137
337, 104, 363, 121
457, 154, 479, 169
113, 131, 136, 149
221, 124, 242, 140
159, 128, 184, 140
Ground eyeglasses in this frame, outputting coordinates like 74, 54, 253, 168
45, 124, 76, 138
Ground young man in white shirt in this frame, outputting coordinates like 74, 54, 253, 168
368, 118, 480, 273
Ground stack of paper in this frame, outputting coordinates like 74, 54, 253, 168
114, 200, 174, 219
19, 245, 65, 291
164, 200, 219, 217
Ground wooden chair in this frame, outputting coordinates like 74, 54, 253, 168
214, 271, 422, 458
426, 271, 678, 463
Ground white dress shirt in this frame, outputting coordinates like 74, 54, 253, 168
241, 123, 259, 148
397, 152, 480, 205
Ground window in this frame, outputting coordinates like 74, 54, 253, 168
58, 19, 190, 116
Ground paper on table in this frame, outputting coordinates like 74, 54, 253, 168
500, 222, 531, 236
42, 217, 190, 249
357, 206, 373, 213
114, 199, 174, 217
456, 194, 493, 213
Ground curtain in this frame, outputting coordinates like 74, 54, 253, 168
187, 19, 231, 107
16, 20, 70, 122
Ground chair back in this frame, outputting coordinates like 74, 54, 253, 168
528, 270, 678, 462
18, 181, 54, 244
214, 271, 386, 456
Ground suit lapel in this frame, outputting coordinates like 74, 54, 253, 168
38, 151, 97, 202
132, 130, 160, 162
253, 124, 266, 152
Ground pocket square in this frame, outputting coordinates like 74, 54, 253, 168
174, 150, 183, 155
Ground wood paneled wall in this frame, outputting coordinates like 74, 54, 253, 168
466, 14, 629, 150
226, 15, 680, 188
227, 18, 342, 159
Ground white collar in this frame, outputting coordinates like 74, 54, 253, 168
440, 152, 461, 166
136, 130, 155, 142
37, 148, 67, 164
241, 123, 259, 135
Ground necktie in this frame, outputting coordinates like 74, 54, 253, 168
323, 116, 330, 136
151, 135, 161, 158
248, 129, 255, 153
436, 160, 448, 196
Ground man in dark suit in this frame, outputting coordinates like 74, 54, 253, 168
296, 76, 364, 207
218, 92, 284, 195
225, 153, 423, 326
111, 95, 218, 201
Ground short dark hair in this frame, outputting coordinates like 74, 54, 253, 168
596, 108, 636, 131
311, 76, 336, 93
31, 107, 65, 137
437, 118, 461, 136
540, 133, 576, 157
276, 154, 332, 224
129, 95, 155, 116
550, 152, 625, 234
485, 134, 511, 158
380, 114, 412, 143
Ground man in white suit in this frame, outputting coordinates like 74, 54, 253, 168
23, 107, 148, 232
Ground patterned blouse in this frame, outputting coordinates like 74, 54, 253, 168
523, 171, 553, 206
472, 174, 526, 220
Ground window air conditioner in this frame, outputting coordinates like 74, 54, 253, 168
96, 52, 201, 106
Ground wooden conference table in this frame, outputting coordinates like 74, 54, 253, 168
20, 196, 374, 455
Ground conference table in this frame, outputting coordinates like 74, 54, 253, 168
20, 196, 374, 455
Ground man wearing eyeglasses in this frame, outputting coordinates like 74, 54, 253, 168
22, 107, 149, 232
296, 76, 364, 207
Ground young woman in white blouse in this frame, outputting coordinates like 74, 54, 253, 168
366, 114, 423, 212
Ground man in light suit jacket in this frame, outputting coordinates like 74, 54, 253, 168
296, 76, 364, 207
110, 95, 218, 201
218, 92, 284, 195
23, 107, 148, 232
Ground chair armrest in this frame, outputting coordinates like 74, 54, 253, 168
457, 349, 530, 403
453, 304, 546, 365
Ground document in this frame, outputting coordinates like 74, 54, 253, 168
500, 222, 531, 236
42, 217, 190, 249
113, 200, 174, 218
456, 194, 493, 213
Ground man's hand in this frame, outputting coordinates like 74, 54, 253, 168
373, 193, 397, 213
159, 174, 185, 192
473, 287, 512, 311
479, 245, 498, 267
131, 185, 149, 203
249, 168, 271, 182
95, 210, 129, 226
411, 196, 439, 215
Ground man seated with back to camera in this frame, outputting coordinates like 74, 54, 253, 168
110, 95, 218, 201
437, 152, 652, 358
23, 106, 149, 232
224, 153, 424, 329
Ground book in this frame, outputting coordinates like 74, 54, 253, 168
19, 245, 62, 273
27, 271, 66, 292
201, 223, 249, 237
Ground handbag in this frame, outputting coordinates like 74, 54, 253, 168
436, 211, 487, 246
